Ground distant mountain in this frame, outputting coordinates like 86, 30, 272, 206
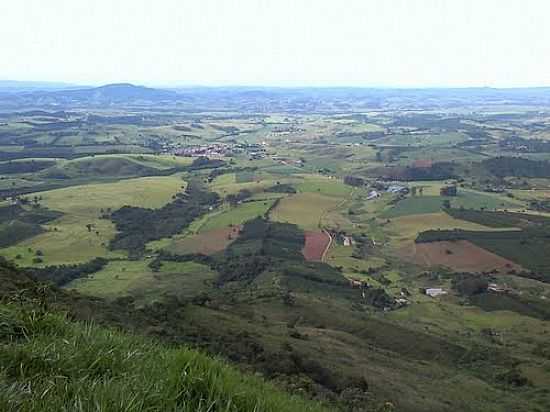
38, 83, 180, 104
1, 82, 550, 110
0, 83, 182, 108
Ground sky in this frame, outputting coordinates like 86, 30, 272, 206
1, 0, 550, 88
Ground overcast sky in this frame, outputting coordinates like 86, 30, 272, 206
1, 0, 549, 87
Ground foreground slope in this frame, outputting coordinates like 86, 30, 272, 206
0, 261, 326, 412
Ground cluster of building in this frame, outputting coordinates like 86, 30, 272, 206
421, 282, 511, 298
166, 142, 269, 160
386, 184, 409, 195
173, 143, 231, 157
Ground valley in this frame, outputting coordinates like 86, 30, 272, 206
1, 85, 550, 411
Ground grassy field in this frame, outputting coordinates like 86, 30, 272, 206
210, 176, 289, 196
270, 192, 343, 230
66, 260, 153, 298
382, 196, 445, 218
294, 176, 352, 197
0, 175, 185, 266
0, 178, 43, 190
66, 259, 218, 303
385, 211, 502, 254
200, 200, 276, 232
326, 244, 386, 274
382, 189, 521, 218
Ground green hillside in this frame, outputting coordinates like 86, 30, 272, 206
0, 262, 326, 412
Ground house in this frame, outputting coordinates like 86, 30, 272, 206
422, 288, 447, 297
343, 236, 353, 246
387, 185, 409, 195
487, 283, 507, 293
367, 190, 380, 200
349, 279, 363, 288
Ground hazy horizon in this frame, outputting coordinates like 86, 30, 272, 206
2, 0, 550, 88
5, 80, 550, 91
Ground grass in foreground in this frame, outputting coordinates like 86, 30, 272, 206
0, 303, 327, 412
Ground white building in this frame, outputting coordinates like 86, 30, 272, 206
424, 288, 447, 297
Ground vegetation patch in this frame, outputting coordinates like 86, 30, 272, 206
445, 208, 550, 228
469, 293, 550, 321
0, 303, 325, 412
482, 156, 550, 178
110, 181, 220, 256
0, 204, 62, 225
186, 156, 226, 171
235, 170, 257, 183
48, 156, 168, 179
0, 220, 44, 248
0, 159, 55, 174
265, 183, 296, 193
369, 162, 456, 181
383, 191, 519, 218
27, 257, 109, 286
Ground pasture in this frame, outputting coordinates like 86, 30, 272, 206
325, 244, 386, 275
0, 175, 184, 266
294, 176, 352, 197
382, 189, 521, 218
200, 200, 276, 232
386, 211, 501, 253
269, 192, 342, 230
66, 259, 217, 303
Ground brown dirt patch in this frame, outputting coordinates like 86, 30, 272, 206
166, 226, 240, 255
400, 240, 524, 273
413, 159, 433, 168
303, 230, 331, 261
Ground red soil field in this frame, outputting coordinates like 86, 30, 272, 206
413, 159, 433, 168
302, 230, 331, 261
407, 240, 524, 273
166, 226, 241, 255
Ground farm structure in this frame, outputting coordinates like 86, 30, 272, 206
440, 185, 457, 196
422, 287, 447, 297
